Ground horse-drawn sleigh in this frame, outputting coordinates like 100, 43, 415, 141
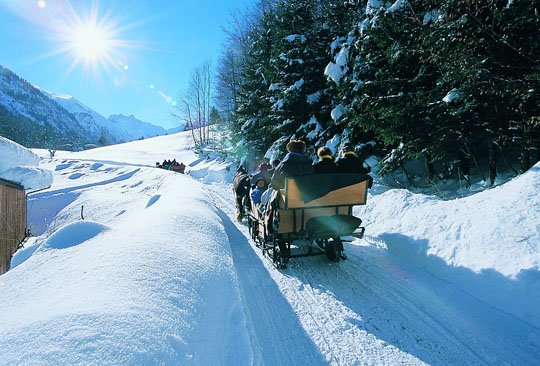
244, 173, 369, 268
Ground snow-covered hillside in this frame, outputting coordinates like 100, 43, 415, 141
0, 131, 538, 365
0, 65, 169, 149
108, 114, 167, 141
0, 65, 85, 148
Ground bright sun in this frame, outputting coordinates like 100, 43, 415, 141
70, 23, 111, 62
30, 1, 140, 82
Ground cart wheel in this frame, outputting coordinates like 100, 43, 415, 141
325, 239, 340, 262
315, 238, 326, 250
261, 233, 270, 256
254, 222, 260, 242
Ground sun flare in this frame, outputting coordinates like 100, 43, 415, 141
70, 23, 111, 61
16, 1, 142, 84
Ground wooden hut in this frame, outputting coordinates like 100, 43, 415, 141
0, 178, 27, 275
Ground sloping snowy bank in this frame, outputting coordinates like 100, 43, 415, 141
357, 163, 540, 328
0, 141, 251, 365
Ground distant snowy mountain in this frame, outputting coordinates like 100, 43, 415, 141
47, 94, 169, 144
108, 114, 166, 141
166, 125, 184, 134
0, 65, 85, 149
45, 91, 125, 145
0, 64, 168, 149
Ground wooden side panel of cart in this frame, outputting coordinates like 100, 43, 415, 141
277, 179, 368, 234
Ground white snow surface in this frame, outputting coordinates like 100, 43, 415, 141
285, 34, 306, 43
387, 0, 407, 13
366, 0, 385, 15
0, 136, 52, 189
0, 165, 53, 191
0, 136, 39, 171
1, 130, 539, 365
423, 9, 442, 25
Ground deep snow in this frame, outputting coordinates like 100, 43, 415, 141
1, 131, 539, 365
0, 136, 52, 190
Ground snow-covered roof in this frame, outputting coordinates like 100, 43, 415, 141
0, 136, 52, 190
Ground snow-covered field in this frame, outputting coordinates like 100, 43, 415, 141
1, 131, 539, 365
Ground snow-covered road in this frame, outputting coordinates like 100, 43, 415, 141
206, 183, 540, 365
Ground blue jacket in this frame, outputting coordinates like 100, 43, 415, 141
251, 187, 266, 205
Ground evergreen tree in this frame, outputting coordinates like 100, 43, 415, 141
232, 6, 279, 160
216, 0, 539, 181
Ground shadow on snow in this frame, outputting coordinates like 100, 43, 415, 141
217, 209, 327, 366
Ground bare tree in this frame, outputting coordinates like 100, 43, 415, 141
174, 61, 213, 148
215, 2, 269, 118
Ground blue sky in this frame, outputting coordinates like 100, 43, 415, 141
0, 0, 250, 128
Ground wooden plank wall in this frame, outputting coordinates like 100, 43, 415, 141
0, 184, 26, 275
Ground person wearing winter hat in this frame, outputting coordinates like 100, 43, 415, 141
313, 146, 338, 174
286, 140, 307, 154
336, 142, 372, 187
250, 162, 271, 187
270, 140, 314, 189
250, 177, 267, 206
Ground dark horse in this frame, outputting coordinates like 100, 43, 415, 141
233, 169, 251, 221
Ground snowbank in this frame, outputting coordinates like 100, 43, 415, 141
0, 136, 40, 171
0, 165, 53, 190
357, 162, 540, 328
0, 136, 52, 189
0, 165, 251, 365
38, 220, 109, 251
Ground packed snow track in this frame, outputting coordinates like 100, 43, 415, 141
207, 183, 540, 365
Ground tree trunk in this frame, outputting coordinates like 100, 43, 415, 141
459, 149, 471, 187
488, 142, 497, 185
426, 154, 435, 182
520, 145, 530, 173
465, 144, 486, 182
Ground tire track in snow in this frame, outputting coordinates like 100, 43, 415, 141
216, 208, 326, 366
206, 184, 423, 364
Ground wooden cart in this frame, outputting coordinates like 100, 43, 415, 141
247, 173, 369, 268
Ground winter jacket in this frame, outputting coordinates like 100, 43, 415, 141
336, 153, 369, 174
271, 152, 315, 189
313, 158, 338, 174
251, 186, 266, 205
